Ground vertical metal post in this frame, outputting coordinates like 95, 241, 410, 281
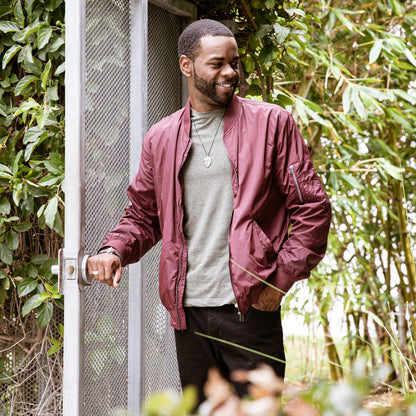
128, 0, 148, 413
63, 0, 86, 414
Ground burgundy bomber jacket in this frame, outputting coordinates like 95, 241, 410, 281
102, 95, 332, 330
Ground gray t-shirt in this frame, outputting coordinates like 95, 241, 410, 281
183, 108, 235, 307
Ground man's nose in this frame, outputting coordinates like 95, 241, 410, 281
221, 64, 238, 78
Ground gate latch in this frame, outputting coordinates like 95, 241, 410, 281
51, 250, 93, 294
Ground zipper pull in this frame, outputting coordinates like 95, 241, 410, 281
235, 303, 244, 322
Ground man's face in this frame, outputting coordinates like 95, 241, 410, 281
187, 35, 240, 111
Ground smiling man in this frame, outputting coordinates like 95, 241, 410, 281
87, 19, 332, 405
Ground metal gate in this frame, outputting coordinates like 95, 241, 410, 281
61, 1, 196, 415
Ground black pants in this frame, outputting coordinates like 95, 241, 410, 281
174, 305, 285, 404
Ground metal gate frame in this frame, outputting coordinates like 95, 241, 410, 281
62, 1, 196, 415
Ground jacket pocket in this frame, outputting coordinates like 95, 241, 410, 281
289, 165, 304, 203
288, 160, 327, 205
250, 220, 277, 267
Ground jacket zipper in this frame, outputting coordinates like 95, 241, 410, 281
175, 137, 192, 330
227, 153, 242, 321
289, 165, 304, 204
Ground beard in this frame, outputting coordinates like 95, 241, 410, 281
193, 65, 238, 107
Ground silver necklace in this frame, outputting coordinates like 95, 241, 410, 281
193, 113, 225, 168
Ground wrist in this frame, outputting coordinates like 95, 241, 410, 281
97, 246, 122, 261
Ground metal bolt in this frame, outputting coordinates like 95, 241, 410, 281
67, 265, 75, 274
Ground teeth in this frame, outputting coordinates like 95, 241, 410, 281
219, 83, 233, 87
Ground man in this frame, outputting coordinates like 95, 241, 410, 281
88, 19, 331, 402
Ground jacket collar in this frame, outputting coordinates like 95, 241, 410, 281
182, 94, 242, 137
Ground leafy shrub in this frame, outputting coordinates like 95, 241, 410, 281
0, 1, 65, 412
0, 0, 64, 329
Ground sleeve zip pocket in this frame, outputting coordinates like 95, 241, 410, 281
289, 165, 304, 204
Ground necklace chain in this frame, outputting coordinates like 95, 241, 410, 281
193, 112, 225, 168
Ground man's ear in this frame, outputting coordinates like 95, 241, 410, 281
179, 55, 193, 78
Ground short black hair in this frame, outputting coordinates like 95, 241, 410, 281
178, 19, 234, 61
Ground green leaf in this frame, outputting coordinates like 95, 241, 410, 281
259, 43, 277, 65
47, 36, 64, 53
47, 85, 59, 101
14, 75, 38, 96
390, 0, 405, 15
2, 45, 22, 69
0, 21, 20, 33
21, 44, 35, 65
15, 21, 43, 42
23, 126, 44, 145
45, 0, 64, 11
12, 222, 32, 232
304, 106, 331, 127
14, 0, 24, 27
0, 164, 12, 175
351, 88, 366, 119
0, 103, 7, 116
55, 297, 64, 310
43, 196, 58, 230
369, 39, 383, 64
44, 155, 64, 174
0, 242, 12, 265
53, 211, 63, 236
22, 293, 43, 317
376, 158, 404, 180
44, 282, 60, 298
37, 292, 51, 302
0, 196, 10, 215
256, 24, 272, 40
31, 254, 50, 265
404, 48, 416, 67
392, 89, 416, 105
25, 0, 35, 16
179, 386, 198, 416
285, 8, 306, 17
37, 302, 53, 329
37, 24, 53, 49
37, 107, 50, 129
13, 98, 40, 118
338, 173, 364, 190
264, 0, 275, 9
273, 23, 290, 44
50, 152, 64, 167
333, 8, 355, 32
6, 230, 18, 250
2, 277, 10, 291
294, 99, 309, 125
54, 62, 65, 75
47, 338, 62, 356
342, 84, 352, 113
18, 278, 38, 297
38, 174, 61, 186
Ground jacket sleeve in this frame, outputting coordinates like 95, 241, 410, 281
269, 113, 332, 294
101, 135, 161, 266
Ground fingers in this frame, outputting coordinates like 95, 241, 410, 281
87, 254, 122, 288
252, 286, 283, 311
112, 264, 122, 288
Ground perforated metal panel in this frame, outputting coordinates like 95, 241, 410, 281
142, 2, 182, 398
84, 1, 130, 414
80, 1, 186, 414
